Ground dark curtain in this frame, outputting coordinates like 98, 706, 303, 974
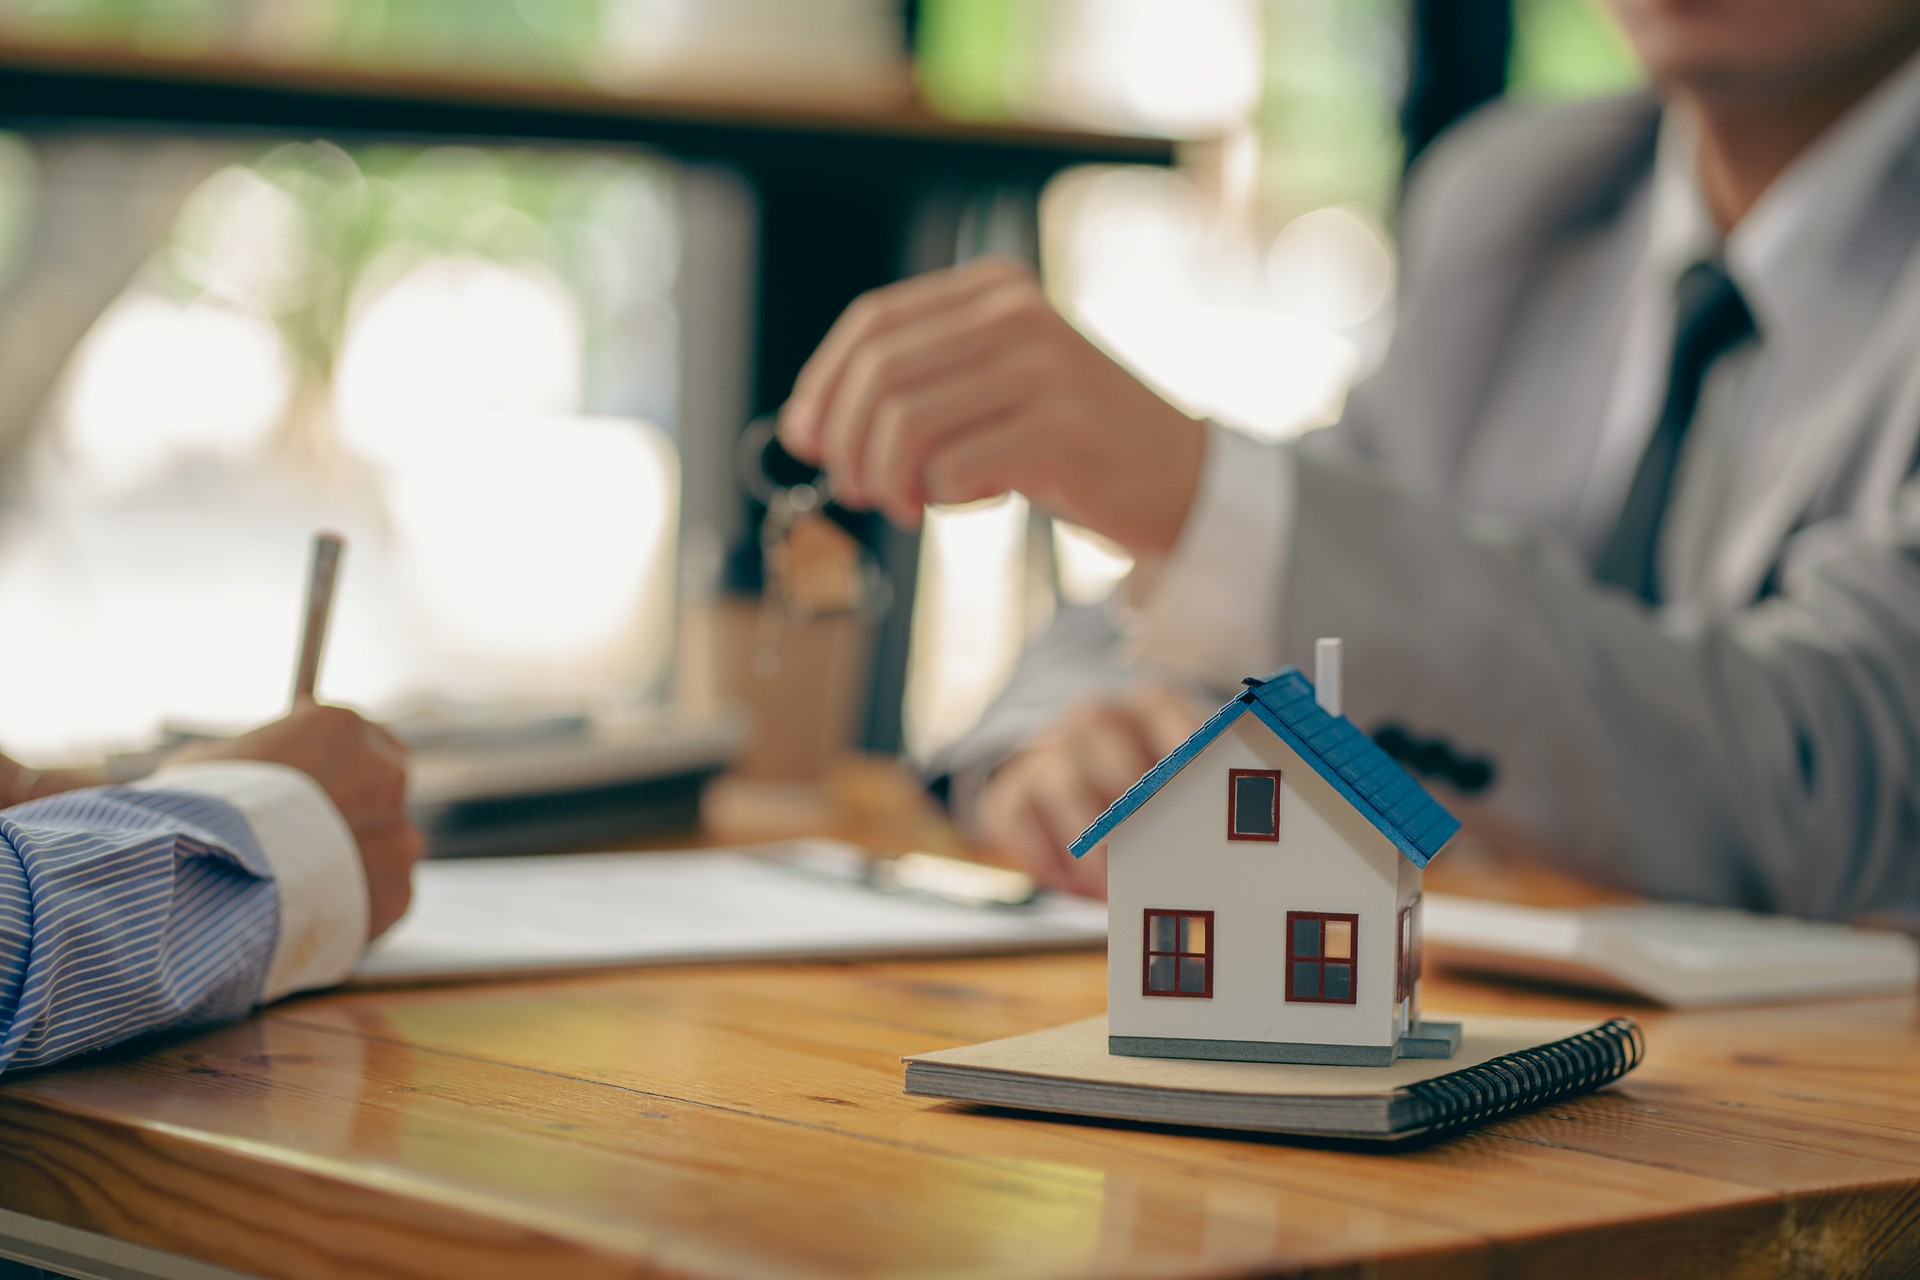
1400, 0, 1513, 173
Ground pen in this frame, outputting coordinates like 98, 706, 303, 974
292, 531, 344, 705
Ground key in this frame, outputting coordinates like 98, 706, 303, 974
756, 479, 857, 677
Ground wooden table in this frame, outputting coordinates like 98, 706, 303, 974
2, 767, 1918, 1280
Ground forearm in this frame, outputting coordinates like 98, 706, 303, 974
0, 753, 111, 807
0, 788, 278, 1072
0, 764, 367, 1074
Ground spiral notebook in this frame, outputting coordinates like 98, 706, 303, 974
903, 1013, 1643, 1143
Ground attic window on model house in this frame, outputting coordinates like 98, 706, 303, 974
1228, 769, 1281, 841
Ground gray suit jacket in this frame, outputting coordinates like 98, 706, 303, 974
950, 94, 1920, 921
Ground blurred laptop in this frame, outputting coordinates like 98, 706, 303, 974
119, 702, 747, 858
402, 703, 749, 857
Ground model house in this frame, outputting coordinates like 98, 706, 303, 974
1069, 640, 1462, 1066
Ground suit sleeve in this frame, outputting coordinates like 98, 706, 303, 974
1273, 446, 1920, 921
925, 602, 1155, 812
1262, 95, 1919, 920
0, 766, 367, 1074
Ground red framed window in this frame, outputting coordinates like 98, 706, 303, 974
1227, 769, 1281, 841
1286, 911, 1358, 1004
1143, 909, 1214, 998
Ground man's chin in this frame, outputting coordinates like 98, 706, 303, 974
1612, 0, 1920, 107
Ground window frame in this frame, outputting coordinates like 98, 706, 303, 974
1141, 908, 1215, 999
1285, 910, 1359, 1005
1396, 897, 1422, 1005
1226, 768, 1282, 842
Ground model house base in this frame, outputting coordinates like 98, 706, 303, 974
1110, 1020, 1464, 1067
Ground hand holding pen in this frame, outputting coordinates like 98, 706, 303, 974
169, 532, 423, 939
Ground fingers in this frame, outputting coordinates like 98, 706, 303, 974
806, 263, 1052, 515
813, 301, 1021, 510
1076, 723, 1143, 800
777, 254, 1203, 554
1026, 756, 1115, 899
360, 819, 424, 941
1014, 792, 1106, 900
858, 355, 1038, 525
202, 702, 420, 932
974, 683, 1207, 900
1055, 837, 1110, 900
921, 410, 1054, 511
977, 743, 1116, 895
1052, 702, 1152, 802
360, 717, 409, 765
231, 702, 412, 829
1028, 752, 1109, 851
781, 257, 1032, 464
305, 707, 408, 821
1128, 685, 1210, 756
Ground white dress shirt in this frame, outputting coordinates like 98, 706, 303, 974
2, 760, 368, 1073
133, 761, 367, 1001
1132, 48, 1920, 682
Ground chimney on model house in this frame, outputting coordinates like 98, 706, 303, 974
1315, 637, 1343, 717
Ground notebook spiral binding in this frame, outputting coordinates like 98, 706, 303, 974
1404, 1016, 1645, 1138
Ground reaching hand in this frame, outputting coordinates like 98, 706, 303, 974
975, 684, 1210, 899
169, 703, 422, 942
0, 756, 108, 807
778, 256, 1207, 557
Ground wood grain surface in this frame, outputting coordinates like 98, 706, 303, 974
2, 763, 1917, 1280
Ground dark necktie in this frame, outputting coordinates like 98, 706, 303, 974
1594, 260, 1757, 603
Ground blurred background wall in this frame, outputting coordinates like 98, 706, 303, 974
0, 0, 1641, 767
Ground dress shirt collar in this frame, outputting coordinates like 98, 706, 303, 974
1647, 45, 1920, 341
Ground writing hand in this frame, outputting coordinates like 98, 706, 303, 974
170, 703, 422, 941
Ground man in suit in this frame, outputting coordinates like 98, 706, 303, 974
776, 0, 1920, 920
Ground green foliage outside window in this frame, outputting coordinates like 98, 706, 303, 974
1509, 0, 1644, 100
914, 0, 1023, 121
0, 0, 615, 76
1258, 0, 1404, 221
153, 141, 670, 443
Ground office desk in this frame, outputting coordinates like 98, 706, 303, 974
2, 772, 1918, 1280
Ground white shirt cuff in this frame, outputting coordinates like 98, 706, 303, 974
1122, 421, 1295, 684
134, 760, 368, 1003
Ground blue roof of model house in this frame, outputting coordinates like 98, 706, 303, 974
1067, 668, 1459, 867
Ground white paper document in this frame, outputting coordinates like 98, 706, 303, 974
356, 839, 1109, 983
1423, 893, 1919, 1006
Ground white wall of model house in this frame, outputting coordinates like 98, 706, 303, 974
1103, 713, 1419, 1051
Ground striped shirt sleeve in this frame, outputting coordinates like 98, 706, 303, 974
0, 785, 281, 1074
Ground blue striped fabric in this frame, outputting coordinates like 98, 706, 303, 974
0, 786, 280, 1074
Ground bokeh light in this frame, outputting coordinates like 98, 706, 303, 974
60, 290, 292, 488
335, 256, 585, 466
